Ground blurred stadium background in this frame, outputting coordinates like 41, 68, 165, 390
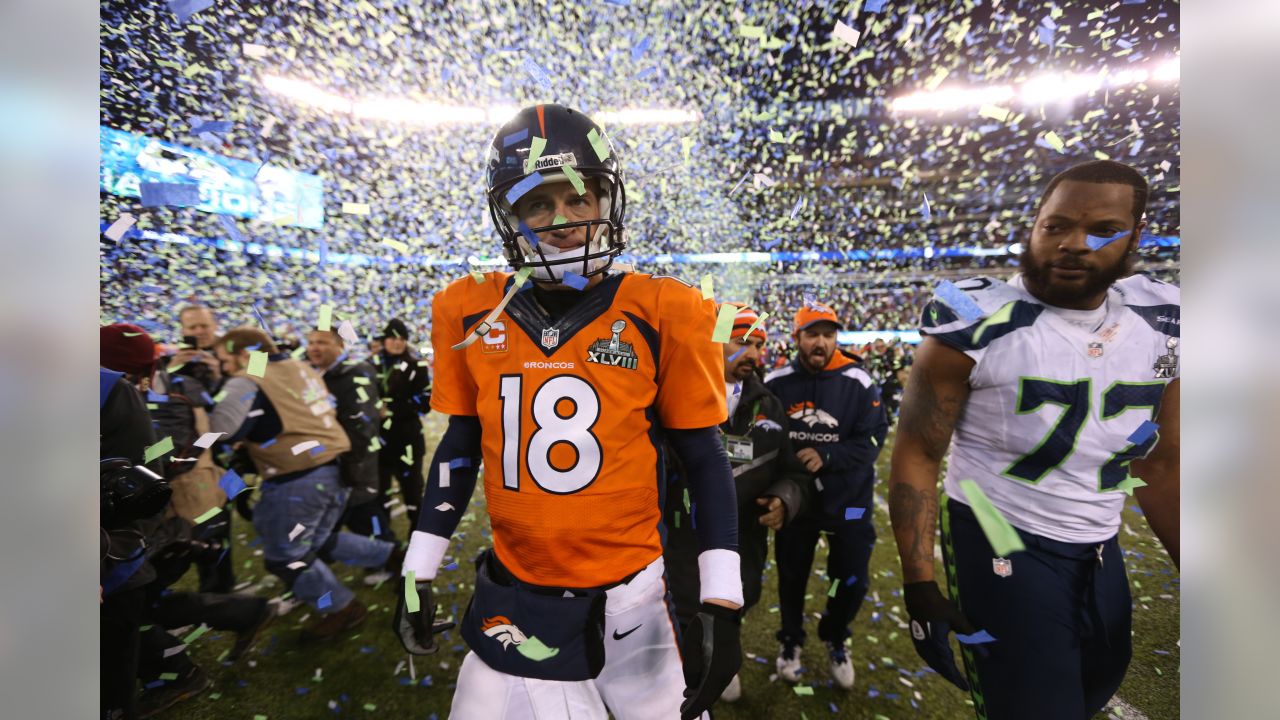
99, 0, 1179, 717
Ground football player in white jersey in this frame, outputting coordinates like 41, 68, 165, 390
888, 160, 1179, 719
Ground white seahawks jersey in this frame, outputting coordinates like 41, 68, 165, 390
921, 273, 1180, 543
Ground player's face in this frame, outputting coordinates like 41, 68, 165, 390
181, 308, 219, 349
723, 335, 765, 382
383, 335, 408, 356
306, 331, 342, 369
796, 322, 838, 372
1021, 180, 1145, 310
514, 180, 601, 251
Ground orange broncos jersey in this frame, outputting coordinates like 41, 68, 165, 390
430, 271, 727, 588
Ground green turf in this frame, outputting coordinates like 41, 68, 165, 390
157, 421, 1179, 719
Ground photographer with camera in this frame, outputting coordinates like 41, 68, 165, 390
210, 327, 398, 642
101, 325, 275, 718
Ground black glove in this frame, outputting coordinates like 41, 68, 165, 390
394, 577, 451, 655
680, 602, 742, 720
903, 580, 983, 690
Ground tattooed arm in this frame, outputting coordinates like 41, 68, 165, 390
888, 337, 975, 584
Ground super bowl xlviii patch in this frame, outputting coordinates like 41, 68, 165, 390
586, 320, 638, 370
1153, 337, 1178, 378
541, 327, 560, 349
992, 557, 1013, 578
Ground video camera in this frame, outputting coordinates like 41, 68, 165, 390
100, 457, 171, 530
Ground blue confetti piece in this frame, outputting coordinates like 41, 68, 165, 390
317, 592, 333, 610
309, 444, 326, 456
371, 516, 382, 537
166, 0, 214, 23
844, 507, 866, 520
789, 198, 804, 219
1127, 420, 1159, 445
956, 629, 997, 645
259, 438, 277, 449
631, 35, 652, 62
844, 574, 859, 586
442, 561, 459, 571
933, 281, 985, 322
727, 345, 748, 362
517, 219, 540, 248
520, 58, 553, 91
191, 120, 233, 135
448, 457, 472, 469
864, 0, 888, 12
1085, 230, 1130, 251
146, 389, 169, 403
219, 469, 248, 498
218, 214, 245, 243
561, 271, 589, 290
502, 128, 530, 148
139, 182, 200, 208
505, 172, 544, 205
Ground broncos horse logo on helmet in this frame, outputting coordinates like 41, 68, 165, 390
485, 104, 627, 284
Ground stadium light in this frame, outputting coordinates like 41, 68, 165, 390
891, 85, 1015, 113
891, 57, 1180, 113
260, 75, 698, 126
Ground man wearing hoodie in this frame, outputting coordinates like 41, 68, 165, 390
662, 304, 813, 704
764, 301, 888, 691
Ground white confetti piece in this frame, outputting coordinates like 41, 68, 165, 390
193, 432, 224, 449
288, 523, 306, 541
104, 213, 136, 242
833, 20, 861, 48
291, 440, 320, 455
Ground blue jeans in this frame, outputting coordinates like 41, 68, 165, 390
253, 464, 393, 613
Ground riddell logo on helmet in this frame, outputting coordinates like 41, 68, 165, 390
481, 615, 528, 650
532, 152, 577, 171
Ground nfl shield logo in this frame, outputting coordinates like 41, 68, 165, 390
1088, 342, 1104, 358
992, 558, 1013, 578
541, 328, 560, 349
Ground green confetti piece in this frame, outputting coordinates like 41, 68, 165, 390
516, 635, 560, 661
561, 164, 586, 195
159, 672, 179, 681
513, 265, 534, 287
1043, 131, 1066, 152
738, 25, 765, 38
193, 506, 223, 524
972, 301, 1015, 344
711, 303, 738, 343
363, 704, 377, 711
700, 273, 714, 300
523, 136, 547, 173
254, 715, 268, 720
317, 304, 333, 331
741, 312, 769, 339
246, 350, 269, 377
404, 571, 420, 613
586, 128, 610, 162
143, 436, 174, 463
208, 692, 222, 700
1115, 475, 1148, 496
979, 104, 1011, 122
793, 685, 814, 696
683, 488, 691, 513
828, 579, 839, 597
383, 238, 409, 254
470, 271, 486, 284
182, 623, 211, 644
552, 214, 568, 226
958, 479, 1027, 556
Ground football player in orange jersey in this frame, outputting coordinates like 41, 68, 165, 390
391, 104, 743, 720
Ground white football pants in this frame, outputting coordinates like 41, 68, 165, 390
448, 555, 705, 719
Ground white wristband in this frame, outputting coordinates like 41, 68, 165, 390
697, 548, 745, 606
403, 530, 451, 580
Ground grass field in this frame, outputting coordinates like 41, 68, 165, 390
158, 415, 1179, 719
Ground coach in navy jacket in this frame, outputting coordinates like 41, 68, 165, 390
764, 301, 888, 689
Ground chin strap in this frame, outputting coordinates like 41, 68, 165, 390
451, 267, 534, 351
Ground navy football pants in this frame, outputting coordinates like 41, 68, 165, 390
942, 497, 1132, 720
775, 515, 875, 646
